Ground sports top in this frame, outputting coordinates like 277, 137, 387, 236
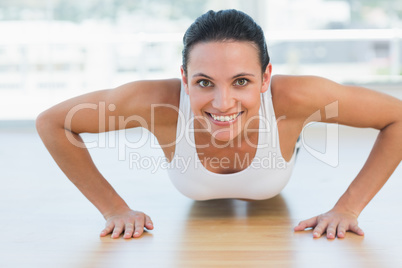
166, 82, 298, 200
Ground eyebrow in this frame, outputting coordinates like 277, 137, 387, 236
192, 72, 255, 80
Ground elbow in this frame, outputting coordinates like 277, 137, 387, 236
380, 104, 402, 132
35, 111, 49, 137
36, 109, 58, 137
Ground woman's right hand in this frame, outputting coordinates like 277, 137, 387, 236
100, 208, 154, 239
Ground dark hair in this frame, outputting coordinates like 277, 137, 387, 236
182, 9, 270, 76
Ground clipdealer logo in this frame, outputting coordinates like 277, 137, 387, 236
63, 100, 339, 168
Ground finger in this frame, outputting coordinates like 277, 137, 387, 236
326, 222, 338, 239
294, 217, 318, 231
133, 214, 145, 238
313, 220, 329, 238
350, 224, 365, 236
145, 215, 154, 230
123, 223, 135, 239
111, 223, 124, 239
100, 222, 115, 237
337, 221, 348, 238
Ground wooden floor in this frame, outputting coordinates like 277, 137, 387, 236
0, 124, 401, 268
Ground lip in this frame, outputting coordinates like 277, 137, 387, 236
205, 111, 244, 125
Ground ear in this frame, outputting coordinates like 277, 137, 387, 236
261, 63, 272, 94
180, 65, 190, 95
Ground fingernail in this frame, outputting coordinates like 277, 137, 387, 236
134, 232, 139, 236
314, 232, 320, 237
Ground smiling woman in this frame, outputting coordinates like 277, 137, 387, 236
36, 9, 402, 241
183, 41, 268, 142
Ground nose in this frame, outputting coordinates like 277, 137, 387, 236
211, 86, 235, 112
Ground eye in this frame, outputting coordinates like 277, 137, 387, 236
234, 78, 248, 86
198, 80, 213, 88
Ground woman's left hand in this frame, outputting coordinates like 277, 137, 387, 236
294, 208, 365, 239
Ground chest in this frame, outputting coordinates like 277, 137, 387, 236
196, 143, 257, 174
157, 122, 300, 172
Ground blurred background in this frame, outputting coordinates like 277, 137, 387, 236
0, 0, 401, 121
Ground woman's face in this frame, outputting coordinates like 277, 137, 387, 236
181, 41, 272, 144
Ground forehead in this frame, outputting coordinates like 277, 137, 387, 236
187, 41, 260, 76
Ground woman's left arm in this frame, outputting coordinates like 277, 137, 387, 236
291, 76, 402, 239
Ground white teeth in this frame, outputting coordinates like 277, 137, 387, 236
210, 112, 241, 122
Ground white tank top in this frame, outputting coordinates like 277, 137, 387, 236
166, 82, 298, 200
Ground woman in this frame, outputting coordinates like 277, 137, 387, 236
36, 9, 402, 240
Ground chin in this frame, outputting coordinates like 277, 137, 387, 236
210, 129, 242, 145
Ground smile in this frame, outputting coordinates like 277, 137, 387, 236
206, 112, 243, 122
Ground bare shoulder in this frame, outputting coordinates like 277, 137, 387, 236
121, 78, 181, 105
114, 78, 182, 157
271, 74, 342, 119
111, 78, 181, 123
270, 74, 313, 119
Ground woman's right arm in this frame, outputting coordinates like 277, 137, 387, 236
36, 79, 179, 238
